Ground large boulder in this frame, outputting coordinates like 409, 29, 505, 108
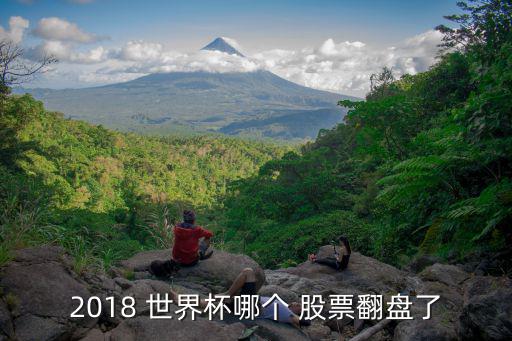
419, 264, 470, 287
119, 248, 266, 293
282, 248, 408, 293
405, 254, 442, 273
0, 300, 14, 339
258, 284, 299, 303
240, 319, 311, 341
0, 245, 98, 341
393, 319, 457, 341
79, 328, 109, 341
458, 276, 512, 340
110, 315, 246, 341
119, 249, 170, 272
265, 269, 328, 295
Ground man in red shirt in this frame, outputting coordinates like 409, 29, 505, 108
172, 210, 213, 266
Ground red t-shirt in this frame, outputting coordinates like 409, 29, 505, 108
172, 224, 213, 265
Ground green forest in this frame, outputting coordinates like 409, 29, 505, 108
0, 95, 287, 271
221, 1, 512, 268
1, 1, 511, 273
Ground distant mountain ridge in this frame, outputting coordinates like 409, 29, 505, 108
17, 38, 358, 140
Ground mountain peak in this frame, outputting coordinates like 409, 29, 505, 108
201, 37, 244, 57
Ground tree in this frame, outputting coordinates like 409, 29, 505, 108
366, 67, 397, 101
436, 0, 512, 62
0, 40, 57, 94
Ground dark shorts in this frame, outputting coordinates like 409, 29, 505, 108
227, 282, 258, 312
240, 282, 257, 296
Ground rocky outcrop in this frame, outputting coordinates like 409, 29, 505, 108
280, 247, 408, 294
0, 246, 98, 341
119, 248, 266, 294
241, 319, 312, 340
0, 244, 510, 341
393, 319, 458, 341
110, 316, 247, 341
458, 276, 512, 340
419, 263, 471, 287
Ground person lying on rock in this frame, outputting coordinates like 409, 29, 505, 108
172, 209, 214, 266
169, 268, 310, 329
308, 235, 351, 271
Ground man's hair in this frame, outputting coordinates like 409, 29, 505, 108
183, 210, 196, 223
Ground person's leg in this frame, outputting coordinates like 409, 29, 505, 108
314, 257, 340, 270
225, 268, 256, 297
171, 268, 257, 311
199, 239, 213, 260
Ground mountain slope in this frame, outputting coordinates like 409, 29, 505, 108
18, 38, 358, 140
21, 70, 355, 139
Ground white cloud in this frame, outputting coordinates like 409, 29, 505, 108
28, 41, 108, 64
0, 16, 30, 43
252, 30, 443, 96
113, 41, 164, 62
108, 40, 259, 74
28, 30, 443, 96
33, 17, 104, 43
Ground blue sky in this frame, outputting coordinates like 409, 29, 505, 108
1, 0, 462, 96
3, 0, 459, 50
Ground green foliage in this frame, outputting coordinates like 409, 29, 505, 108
1, 1, 511, 273
224, 211, 371, 268
0, 94, 285, 268
223, 1, 512, 267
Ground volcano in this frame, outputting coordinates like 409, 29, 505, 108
201, 37, 245, 57
18, 38, 358, 140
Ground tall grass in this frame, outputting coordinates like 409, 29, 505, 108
0, 173, 50, 264
139, 202, 175, 249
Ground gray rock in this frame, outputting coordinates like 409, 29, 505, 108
0, 261, 96, 323
114, 277, 133, 290
280, 249, 407, 294
120, 248, 266, 293
258, 285, 299, 303
462, 275, 512, 303
419, 264, 470, 287
458, 276, 512, 340
265, 269, 328, 295
0, 300, 13, 339
11, 245, 68, 264
393, 319, 457, 341
0, 246, 97, 341
418, 281, 463, 315
121, 279, 177, 315
119, 249, 169, 271
14, 314, 69, 341
242, 319, 311, 341
110, 315, 246, 341
79, 328, 108, 341
305, 322, 332, 341
405, 254, 442, 273
83, 273, 118, 293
